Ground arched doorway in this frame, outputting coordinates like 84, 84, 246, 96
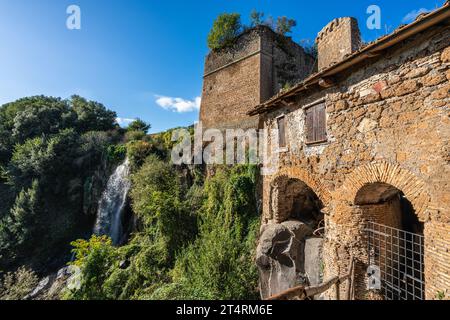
270, 176, 324, 228
355, 182, 425, 300
257, 176, 325, 299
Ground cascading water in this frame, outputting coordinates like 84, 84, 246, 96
94, 158, 131, 245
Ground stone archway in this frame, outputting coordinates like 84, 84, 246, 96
326, 161, 431, 300
269, 175, 324, 225
336, 161, 430, 221
258, 168, 330, 299
266, 167, 331, 223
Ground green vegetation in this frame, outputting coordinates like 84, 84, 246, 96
0, 266, 38, 300
250, 10, 264, 27
0, 95, 120, 273
126, 118, 151, 134
436, 291, 445, 300
207, 11, 298, 51
0, 95, 260, 301
207, 13, 242, 50
275, 16, 297, 35
64, 155, 260, 300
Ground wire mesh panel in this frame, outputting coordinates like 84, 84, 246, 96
366, 221, 424, 300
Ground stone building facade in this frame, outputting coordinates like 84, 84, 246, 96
200, 25, 315, 130
199, 3, 450, 300
250, 4, 450, 300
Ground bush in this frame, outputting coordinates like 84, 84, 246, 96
250, 10, 264, 27
126, 141, 154, 168
125, 130, 146, 143
107, 144, 127, 164
170, 166, 260, 300
0, 266, 38, 300
65, 235, 118, 300
276, 16, 297, 35
127, 119, 151, 134
65, 164, 259, 301
207, 13, 242, 50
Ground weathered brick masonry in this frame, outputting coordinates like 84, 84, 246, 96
200, 26, 314, 130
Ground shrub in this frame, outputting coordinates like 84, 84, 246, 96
0, 266, 38, 300
125, 130, 146, 142
106, 144, 127, 164
127, 119, 151, 134
170, 166, 260, 300
276, 16, 297, 35
126, 140, 154, 168
65, 235, 118, 300
207, 13, 242, 50
250, 10, 264, 27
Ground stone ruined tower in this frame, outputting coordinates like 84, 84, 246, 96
316, 17, 361, 71
200, 25, 315, 130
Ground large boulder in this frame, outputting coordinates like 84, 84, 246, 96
256, 220, 317, 299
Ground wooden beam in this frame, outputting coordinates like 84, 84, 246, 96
266, 285, 306, 301
345, 255, 355, 300
318, 77, 335, 88
305, 276, 339, 298
265, 274, 351, 300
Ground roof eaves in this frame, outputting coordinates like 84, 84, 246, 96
249, 2, 450, 116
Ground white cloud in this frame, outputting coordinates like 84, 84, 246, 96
116, 117, 135, 127
402, 8, 431, 24
155, 95, 201, 113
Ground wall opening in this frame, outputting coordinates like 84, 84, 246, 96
257, 177, 325, 299
270, 177, 324, 229
355, 182, 425, 300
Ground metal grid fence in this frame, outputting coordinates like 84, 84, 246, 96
366, 221, 425, 300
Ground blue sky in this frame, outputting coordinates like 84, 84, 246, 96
0, 0, 445, 133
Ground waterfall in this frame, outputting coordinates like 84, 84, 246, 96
94, 158, 131, 245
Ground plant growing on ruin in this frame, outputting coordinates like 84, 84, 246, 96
207, 13, 242, 50
436, 291, 445, 300
276, 16, 297, 35
250, 10, 264, 27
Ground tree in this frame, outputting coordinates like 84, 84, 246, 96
276, 16, 297, 35
207, 13, 242, 50
250, 10, 264, 27
0, 96, 74, 145
0, 180, 41, 270
6, 129, 79, 191
65, 235, 118, 300
70, 95, 117, 133
127, 118, 151, 134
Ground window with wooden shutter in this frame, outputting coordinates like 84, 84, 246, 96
305, 102, 327, 145
277, 116, 287, 149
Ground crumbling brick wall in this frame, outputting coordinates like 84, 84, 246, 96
260, 24, 450, 299
200, 26, 314, 131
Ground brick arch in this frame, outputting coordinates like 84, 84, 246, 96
336, 161, 431, 221
269, 166, 332, 206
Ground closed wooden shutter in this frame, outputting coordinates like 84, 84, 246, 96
277, 116, 287, 148
306, 102, 327, 144
316, 103, 327, 142
306, 108, 314, 143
